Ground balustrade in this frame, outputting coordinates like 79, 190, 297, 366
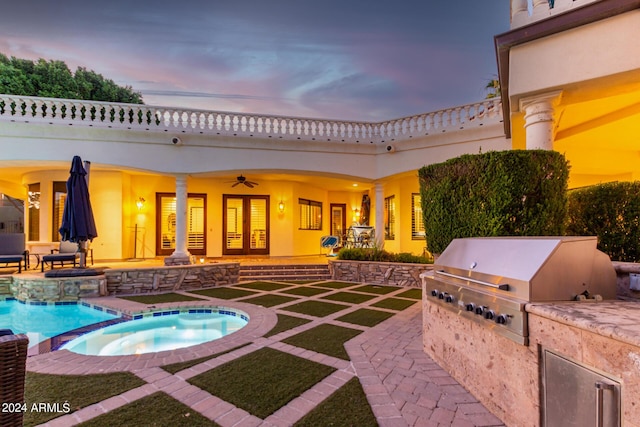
0, 94, 501, 144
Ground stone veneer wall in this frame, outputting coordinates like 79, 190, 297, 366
105, 262, 239, 295
11, 275, 106, 302
329, 260, 433, 287
0, 276, 13, 295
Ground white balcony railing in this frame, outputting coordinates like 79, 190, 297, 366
0, 94, 502, 144
511, 0, 599, 28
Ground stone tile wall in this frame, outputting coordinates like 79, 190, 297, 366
329, 260, 433, 287
105, 262, 239, 295
11, 275, 106, 302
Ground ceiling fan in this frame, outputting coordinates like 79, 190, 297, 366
226, 175, 259, 188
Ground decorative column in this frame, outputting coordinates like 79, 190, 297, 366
520, 91, 562, 150
511, 0, 529, 28
165, 174, 191, 265
374, 183, 384, 248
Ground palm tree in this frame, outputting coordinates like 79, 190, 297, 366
485, 78, 501, 99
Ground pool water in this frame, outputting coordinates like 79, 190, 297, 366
61, 310, 248, 356
0, 299, 119, 348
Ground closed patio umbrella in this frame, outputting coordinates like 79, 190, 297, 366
59, 155, 97, 268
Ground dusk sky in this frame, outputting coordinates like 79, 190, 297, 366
0, 1, 510, 121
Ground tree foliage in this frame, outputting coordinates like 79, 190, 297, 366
418, 150, 569, 254
0, 54, 143, 103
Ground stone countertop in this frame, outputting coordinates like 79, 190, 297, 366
526, 301, 640, 349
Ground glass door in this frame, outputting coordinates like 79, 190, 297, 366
156, 193, 206, 256
330, 203, 346, 240
223, 195, 269, 255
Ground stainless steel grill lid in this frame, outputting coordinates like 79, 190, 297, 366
434, 236, 616, 301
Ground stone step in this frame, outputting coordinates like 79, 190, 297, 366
238, 264, 330, 282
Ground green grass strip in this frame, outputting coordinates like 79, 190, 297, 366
240, 294, 298, 307
283, 324, 362, 360
189, 287, 257, 299
294, 377, 377, 427
282, 300, 349, 317
118, 292, 205, 304
320, 291, 376, 304
396, 288, 423, 299
371, 297, 417, 311
162, 343, 252, 374
189, 347, 335, 419
311, 281, 355, 289
264, 314, 312, 338
24, 372, 146, 426
351, 284, 398, 295
279, 286, 332, 297
234, 281, 292, 291
336, 308, 395, 327
78, 391, 218, 427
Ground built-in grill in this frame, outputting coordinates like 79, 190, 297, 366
421, 236, 617, 345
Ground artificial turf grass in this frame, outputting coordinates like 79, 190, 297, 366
294, 377, 377, 427
278, 286, 332, 297
189, 286, 257, 299
352, 284, 399, 294
240, 293, 298, 307
371, 297, 417, 311
320, 291, 377, 304
264, 314, 312, 338
118, 292, 205, 304
188, 347, 336, 419
282, 300, 350, 317
77, 391, 218, 427
396, 288, 423, 299
336, 308, 395, 327
234, 281, 292, 291
282, 323, 362, 360
311, 281, 355, 289
161, 343, 252, 374
23, 372, 146, 426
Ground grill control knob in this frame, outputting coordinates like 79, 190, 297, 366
445, 294, 454, 303
475, 305, 486, 316
438, 292, 446, 300
495, 314, 508, 325
484, 310, 495, 320
431, 289, 439, 297
465, 303, 475, 312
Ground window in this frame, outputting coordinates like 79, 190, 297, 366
299, 198, 322, 230
384, 195, 395, 240
156, 193, 207, 255
412, 193, 426, 239
28, 183, 40, 241
52, 181, 67, 241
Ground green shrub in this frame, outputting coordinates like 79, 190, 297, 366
567, 181, 640, 262
336, 248, 432, 264
418, 150, 569, 254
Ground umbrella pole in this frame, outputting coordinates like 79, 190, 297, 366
78, 241, 87, 268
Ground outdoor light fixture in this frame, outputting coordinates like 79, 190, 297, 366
352, 208, 360, 222
278, 201, 285, 213
199, 257, 205, 264
136, 197, 145, 210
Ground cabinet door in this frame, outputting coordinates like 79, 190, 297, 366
543, 350, 620, 427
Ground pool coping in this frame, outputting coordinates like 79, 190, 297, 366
25, 295, 278, 374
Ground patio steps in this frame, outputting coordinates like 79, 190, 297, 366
238, 264, 331, 282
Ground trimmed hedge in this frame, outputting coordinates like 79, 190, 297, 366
418, 150, 569, 254
336, 248, 432, 264
567, 181, 640, 262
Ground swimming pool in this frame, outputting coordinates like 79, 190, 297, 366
61, 308, 249, 356
0, 299, 120, 348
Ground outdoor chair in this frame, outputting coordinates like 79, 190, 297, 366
41, 240, 92, 271
0, 233, 28, 273
0, 330, 28, 427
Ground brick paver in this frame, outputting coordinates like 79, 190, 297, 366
30, 279, 504, 427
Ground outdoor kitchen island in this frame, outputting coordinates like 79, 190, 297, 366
422, 237, 638, 427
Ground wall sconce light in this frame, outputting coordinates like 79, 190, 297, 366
352, 208, 360, 221
278, 201, 285, 213
136, 197, 145, 210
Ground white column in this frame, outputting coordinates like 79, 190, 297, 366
374, 183, 384, 248
520, 91, 562, 150
166, 174, 191, 264
511, 0, 530, 28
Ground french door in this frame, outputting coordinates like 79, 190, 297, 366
223, 195, 269, 255
156, 193, 206, 256
330, 203, 346, 239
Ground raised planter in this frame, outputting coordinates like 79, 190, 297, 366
329, 259, 433, 287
